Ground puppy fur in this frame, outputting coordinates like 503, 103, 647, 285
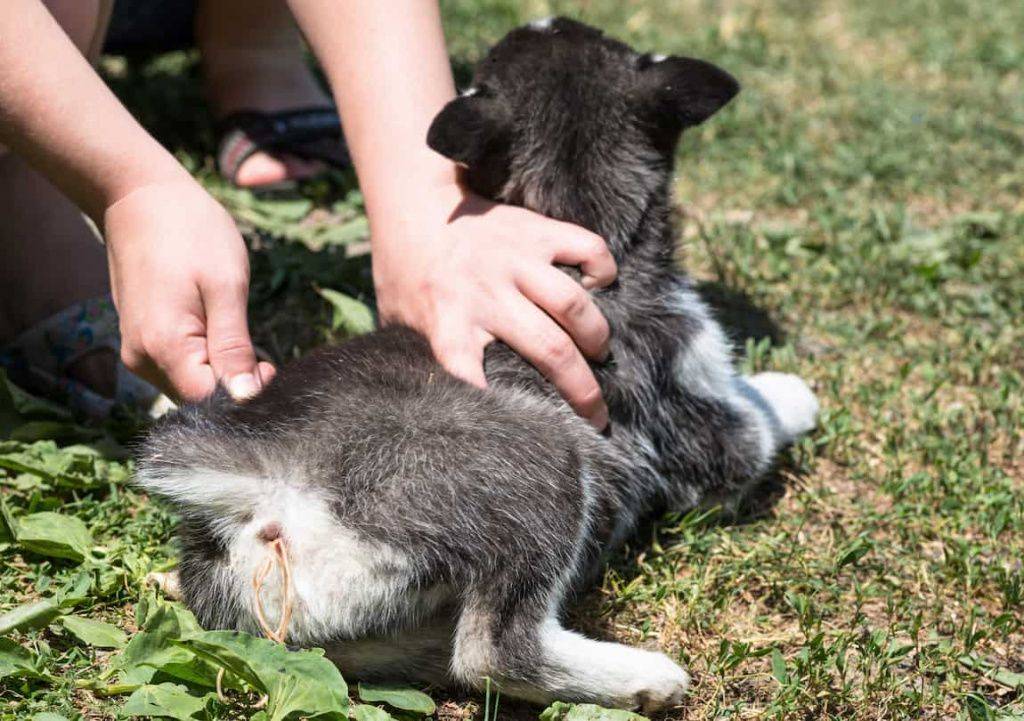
136, 18, 818, 712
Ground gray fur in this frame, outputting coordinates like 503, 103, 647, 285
136, 18, 817, 712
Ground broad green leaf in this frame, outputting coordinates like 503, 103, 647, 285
358, 684, 436, 714
61, 615, 128, 649
539, 702, 649, 721
56, 570, 94, 608
122, 683, 209, 720
114, 602, 201, 685
1, 369, 72, 421
255, 197, 314, 223
770, 648, 789, 685
32, 714, 70, 721
9, 421, 100, 443
316, 217, 369, 247
834, 536, 872, 569
15, 511, 93, 563
146, 602, 203, 638
0, 637, 43, 680
352, 704, 395, 721
149, 655, 223, 690
960, 654, 1024, 689
0, 499, 15, 543
317, 287, 375, 336
177, 630, 348, 720
172, 633, 263, 692
0, 599, 62, 635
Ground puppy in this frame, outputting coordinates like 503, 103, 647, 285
136, 18, 818, 712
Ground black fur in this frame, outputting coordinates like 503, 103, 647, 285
138, 18, 814, 710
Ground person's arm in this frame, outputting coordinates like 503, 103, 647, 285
287, 1, 615, 429
0, 0, 270, 401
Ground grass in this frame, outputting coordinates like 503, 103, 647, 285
2, 0, 1022, 719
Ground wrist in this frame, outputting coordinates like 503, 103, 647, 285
99, 162, 197, 216
101, 178, 226, 245
366, 168, 465, 245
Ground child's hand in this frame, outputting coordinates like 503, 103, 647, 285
372, 182, 616, 430
103, 181, 274, 402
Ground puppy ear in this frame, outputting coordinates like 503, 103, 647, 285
427, 89, 511, 167
637, 55, 740, 130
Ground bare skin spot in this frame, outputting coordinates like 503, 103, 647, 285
257, 522, 282, 543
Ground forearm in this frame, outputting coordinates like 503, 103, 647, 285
285, 0, 459, 229
0, 0, 191, 222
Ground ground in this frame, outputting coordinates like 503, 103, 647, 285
1, 0, 1022, 719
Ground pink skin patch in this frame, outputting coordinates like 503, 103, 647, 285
258, 522, 283, 543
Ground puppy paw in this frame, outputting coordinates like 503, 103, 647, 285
627, 651, 690, 713
745, 372, 819, 442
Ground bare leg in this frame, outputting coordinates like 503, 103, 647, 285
0, 0, 115, 393
196, 0, 334, 187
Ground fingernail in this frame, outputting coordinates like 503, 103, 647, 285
589, 404, 609, 431
227, 372, 260, 400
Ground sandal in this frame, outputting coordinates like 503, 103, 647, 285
0, 296, 172, 420
216, 106, 351, 188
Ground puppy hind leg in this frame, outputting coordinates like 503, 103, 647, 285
736, 372, 819, 446
451, 592, 688, 713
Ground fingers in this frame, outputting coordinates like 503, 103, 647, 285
430, 320, 488, 389
162, 345, 218, 403
546, 223, 617, 290
256, 361, 277, 386
516, 266, 610, 361
119, 324, 216, 403
490, 295, 608, 430
201, 274, 263, 399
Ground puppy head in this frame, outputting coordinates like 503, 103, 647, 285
427, 17, 739, 206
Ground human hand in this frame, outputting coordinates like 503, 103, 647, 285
371, 182, 616, 429
103, 181, 275, 402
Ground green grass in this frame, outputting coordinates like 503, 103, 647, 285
2, 0, 1023, 719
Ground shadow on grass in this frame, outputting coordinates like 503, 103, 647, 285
698, 280, 786, 350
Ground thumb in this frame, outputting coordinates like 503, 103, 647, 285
432, 330, 489, 389
202, 277, 261, 399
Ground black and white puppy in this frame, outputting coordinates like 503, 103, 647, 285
137, 18, 818, 712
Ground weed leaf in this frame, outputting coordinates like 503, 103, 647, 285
114, 603, 200, 685
61, 616, 128, 649
358, 683, 436, 714
771, 648, 789, 685
176, 630, 348, 720
960, 654, 1024, 690
122, 683, 209, 720
539, 701, 649, 721
834, 536, 872, 570
352, 704, 395, 721
317, 287, 375, 336
14, 511, 93, 563
0, 599, 62, 635
0, 637, 43, 680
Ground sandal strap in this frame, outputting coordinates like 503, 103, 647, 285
216, 106, 347, 183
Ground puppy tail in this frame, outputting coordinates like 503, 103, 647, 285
133, 387, 269, 514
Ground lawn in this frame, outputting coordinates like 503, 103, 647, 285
2, 0, 1023, 719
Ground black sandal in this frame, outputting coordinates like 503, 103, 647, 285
216, 106, 351, 187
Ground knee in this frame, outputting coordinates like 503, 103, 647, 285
42, 0, 111, 59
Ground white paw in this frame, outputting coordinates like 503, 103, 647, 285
744, 372, 819, 442
620, 650, 690, 713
